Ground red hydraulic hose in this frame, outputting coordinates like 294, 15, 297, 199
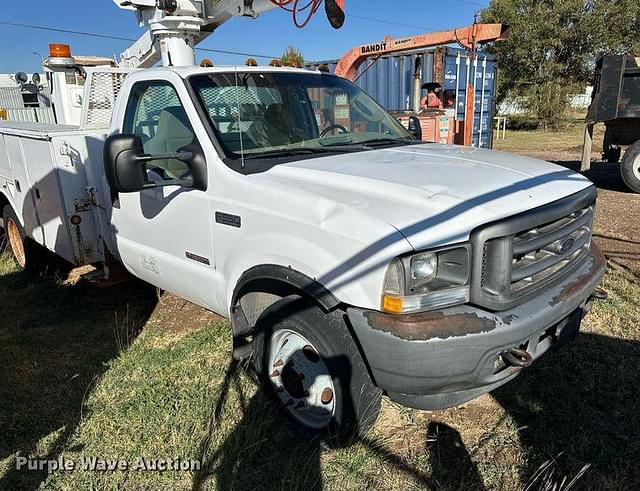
270, 0, 344, 29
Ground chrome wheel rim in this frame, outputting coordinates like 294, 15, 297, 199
6, 218, 26, 268
267, 329, 336, 429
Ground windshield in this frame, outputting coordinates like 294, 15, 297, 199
190, 71, 414, 161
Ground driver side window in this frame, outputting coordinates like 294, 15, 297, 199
124, 82, 194, 180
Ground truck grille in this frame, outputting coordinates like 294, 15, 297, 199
510, 206, 593, 293
471, 187, 597, 311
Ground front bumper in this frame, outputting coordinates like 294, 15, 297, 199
347, 244, 607, 411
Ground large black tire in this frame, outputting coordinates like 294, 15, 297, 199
621, 141, 640, 193
254, 295, 382, 442
2, 205, 30, 271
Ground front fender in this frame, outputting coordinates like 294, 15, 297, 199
231, 264, 341, 311
218, 228, 411, 316
220, 233, 358, 315
211, 164, 415, 315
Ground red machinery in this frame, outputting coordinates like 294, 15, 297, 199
334, 23, 510, 146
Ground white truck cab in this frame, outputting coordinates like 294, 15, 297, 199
0, 62, 606, 438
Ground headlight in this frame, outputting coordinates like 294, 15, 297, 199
382, 245, 471, 314
410, 252, 438, 287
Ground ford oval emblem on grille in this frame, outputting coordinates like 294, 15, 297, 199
558, 237, 575, 255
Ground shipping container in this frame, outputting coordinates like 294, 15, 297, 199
305, 47, 498, 148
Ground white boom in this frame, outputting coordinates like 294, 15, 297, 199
114, 0, 280, 68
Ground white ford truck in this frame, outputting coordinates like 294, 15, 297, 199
0, 60, 606, 438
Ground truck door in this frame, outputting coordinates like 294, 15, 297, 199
109, 79, 216, 310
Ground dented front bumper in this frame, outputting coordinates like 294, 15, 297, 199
347, 244, 607, 411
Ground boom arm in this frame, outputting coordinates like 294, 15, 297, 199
335, 23, 510, 81
114, 0, 281, 68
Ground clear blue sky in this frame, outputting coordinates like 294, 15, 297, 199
0, 0, 487, 74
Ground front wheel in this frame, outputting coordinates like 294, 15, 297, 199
621, 141, 640, 193
253, 296, 382, 441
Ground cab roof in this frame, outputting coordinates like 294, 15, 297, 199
146, 64, 330, 78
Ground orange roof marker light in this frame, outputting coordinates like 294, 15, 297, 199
245, 58, 258, 66
45, 43, 76, 69
49, 44, 72, 59
269, 59, 282, 67
200, 58, 214, 67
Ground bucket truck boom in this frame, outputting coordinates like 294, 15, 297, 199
114, 0, 346, 68
114, 0, 282, 68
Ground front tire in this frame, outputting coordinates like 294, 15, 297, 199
621, 141, 640, 193
254, 296, 382, 441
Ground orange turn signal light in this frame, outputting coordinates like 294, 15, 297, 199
382, 295, 403, 314
49, 44, 72, 58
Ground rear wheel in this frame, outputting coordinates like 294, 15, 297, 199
2, 205, 28, 270
254, 296, 382, 441
621, 141, 640, 193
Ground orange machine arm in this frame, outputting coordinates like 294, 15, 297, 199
335, 23, 510, 81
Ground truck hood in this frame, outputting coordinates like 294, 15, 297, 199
263, 144, 594, 250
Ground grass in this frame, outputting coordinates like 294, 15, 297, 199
494, 113, 605, 159
1, 124, 639, 489
1, 251, 639, 490
0, 249, 157, 490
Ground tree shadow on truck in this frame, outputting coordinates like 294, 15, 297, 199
0, 246, 158, 490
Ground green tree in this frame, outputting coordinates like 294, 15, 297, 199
281, 46, 304, 67
481, 0, 640, 127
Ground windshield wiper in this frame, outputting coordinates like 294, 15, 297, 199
242, 137, 419, 160
243, 146, 364, 160
317, 137, 418, 152
242, 148, 324, 160
359, 137, 419, 148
